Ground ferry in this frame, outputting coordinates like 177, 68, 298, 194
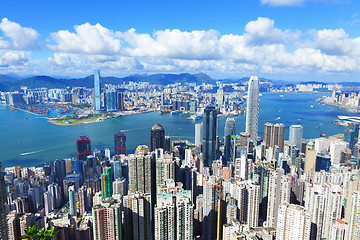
170, 110, 182, 115
189, 114, 203, 120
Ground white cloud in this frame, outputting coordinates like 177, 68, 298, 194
0, 18, 39, 50
261, 0, 306, 6
48, 23, 121, 55
244, 17, 300, 45
0, 51, 29, 68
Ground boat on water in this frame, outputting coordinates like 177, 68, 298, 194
320, 131, 327, 137
316, 124, 321, 128
189, 114, 203, 120
311, 105, 316, 108
280, 95, 284, 97
171, 110, 182, 115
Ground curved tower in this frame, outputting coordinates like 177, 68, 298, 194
245, 76, 259, 144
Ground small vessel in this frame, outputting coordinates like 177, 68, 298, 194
320, 132, 327, 137
170, 110, 182, 115
311, 105, 316, 108
316, 124, 321, 128
190, 114, 203, 120
280, 95, 284, 97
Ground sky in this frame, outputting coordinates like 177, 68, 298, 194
1, 0, 360, 82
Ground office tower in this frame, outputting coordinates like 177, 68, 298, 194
203, 177, 223, 240
315, 152, 331, 172
106, 91, 118, 112
69, 186, 76, 216
253, 165, 270, 220
224, 118, 236, 165
92, 199, 122, 240
266, 169, 290, 228
239, 132, 250, 147
44, 191, 53, 215
76, 136, 91, 161
123, 194, 152, 240
344, 129, 356, 151
347, 191, 360, 240
330, 141, 348, 164
150, 123, 165, 151
0, 163, 7, 240
245, 76, 259, 144
217, 88, 224, 106
101, 167, 113, 200
112, 160, 121, 179
224, 117, 236, 137
195, 123, 203, 154
117, 92, 125, 111
54, 159, 66, 180
94, 70, 101, 111
224, 135, 236, 165
304, 141, 316, 173
155, 192, 194, 240
276, 203, 311, 240
289, 125, 303, 150
48, 183, 62, 209
202, 105, 218, 167
114, 132, 126, 155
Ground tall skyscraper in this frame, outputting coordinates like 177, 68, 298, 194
202, 105, 218, 167
263, 123, 285, 153
150, 123, 165, 151
117, 92, 125, 111
114, 132, 126, 155
69, 185, 76, 216
128, 154, 154, 195
263, 123, 273, 148
106, 91, 118, 112
276, 203, 311, 240
245, 76, 259, 144
101, 167, 113, 200
246, 183, 260, 228
347, 191, 360, 240
94, 70, 101, 111
0, 163, 7, 240
216, 88, 224, 106
224, 118, 236, 165
289, 125, 303, 150
93, 199, 122, 240
76, 136, 91, 161
195, 123, 203, 154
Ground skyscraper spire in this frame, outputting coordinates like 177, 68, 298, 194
245, 76, 259, 144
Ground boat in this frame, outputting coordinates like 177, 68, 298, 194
316, 124, 321, 128
311, 105, 316, 108
280, 95, 284, 97
320, 132, 327, 137
170, 110, 182, 115
190, 114, 203, 120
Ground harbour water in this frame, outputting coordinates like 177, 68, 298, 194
0, 92, 357, 168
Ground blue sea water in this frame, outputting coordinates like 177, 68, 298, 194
0, 92, 358, 168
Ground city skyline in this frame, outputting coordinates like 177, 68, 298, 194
1, 1, 360, 81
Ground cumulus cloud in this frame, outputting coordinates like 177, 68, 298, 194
48, 23, 121, 55
43, 18, 360, 77
0, 18, 39, 50
0, 51, 29, 68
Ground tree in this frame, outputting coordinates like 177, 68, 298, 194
20, 224, 58, 240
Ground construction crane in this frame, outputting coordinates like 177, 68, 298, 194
95, 156, 110, 199
345, 123, 353, 132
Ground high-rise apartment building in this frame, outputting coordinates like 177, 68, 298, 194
246, 183, 260, 228
92, 199, 122, 240
347, 191, 360, 240
263, 123, 285, 153
276, 203, 311, 240
76, 136, 91, 161
117, 92, 125, 111
69, 185, 76, 216
128, 153, 155, 196
94, 70, 101, 111
202, 105, 218, 167
0, 162, 7, 240
114, 132, 126, 155
150, 123, 165, 151
245, 76, 259, 144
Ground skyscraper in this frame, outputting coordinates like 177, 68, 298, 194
289, 125, 303, 150
117, 92, 125, 111
106, 91, 118, 112
101, 167, 113, 200
263, 123, 285, 153
69, 185, 76, 216
114, 132, 126, 155
0, 163, 7, 240
224, 118, 236, 165
93, 199, 122, 240
150, 123, 165, 151
347, 191, 360, 240
76, 136, 91, 161
202, 105, 218, 167
94, 70, 101, 111
245, 76, 259, 144
276, 203, 311, 240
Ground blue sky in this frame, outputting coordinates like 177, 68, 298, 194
1, 0, 360, 81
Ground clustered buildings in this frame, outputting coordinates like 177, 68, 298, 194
0, 75, 360, 240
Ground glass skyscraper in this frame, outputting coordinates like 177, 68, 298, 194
202, 105, 218, 167
245, 76, 259, 144
94, 70, 101, 111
